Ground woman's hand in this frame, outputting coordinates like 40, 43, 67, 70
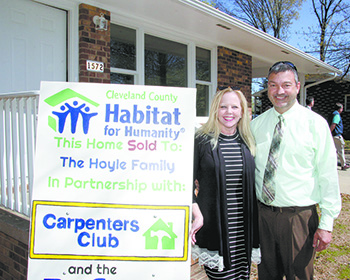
190, 203, 204, 245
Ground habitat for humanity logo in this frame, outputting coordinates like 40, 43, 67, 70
44, 88, 99, 135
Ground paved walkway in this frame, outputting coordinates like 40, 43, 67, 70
338, 154, 350, 194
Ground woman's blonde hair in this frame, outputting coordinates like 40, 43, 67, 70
196, 87, 255, 156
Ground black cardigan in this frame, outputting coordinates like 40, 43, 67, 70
193, 134, 259, 269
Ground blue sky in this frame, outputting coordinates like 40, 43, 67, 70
252, 1, 318, 93
287, 1, 315, 52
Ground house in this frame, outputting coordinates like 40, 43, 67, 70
143, 218, 177, 250
1, 0, 341, 116
0, 0, 343, 278
307, 78, 350, 140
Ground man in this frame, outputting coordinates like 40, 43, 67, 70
306, 96, 314, 110
251, 61, 341, 280
329, 103, 349, 170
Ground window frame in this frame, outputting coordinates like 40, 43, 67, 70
345, 94, 350, 112
110, 21, 217, 118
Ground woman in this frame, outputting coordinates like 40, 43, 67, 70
191, 87, 259, 279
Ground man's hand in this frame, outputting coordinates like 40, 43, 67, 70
313, 228, 332, 252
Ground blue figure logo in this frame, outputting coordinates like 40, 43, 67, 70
45, 88, 99, 135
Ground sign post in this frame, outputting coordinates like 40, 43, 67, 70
27, 82, 196, 279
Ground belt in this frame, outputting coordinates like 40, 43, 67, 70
258, 201, 315, 213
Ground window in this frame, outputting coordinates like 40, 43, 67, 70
196, 84, 209, 116
110, 24, 136, 84
196, 47, 211, 116
110, 23, 215, 117
145, 35, 187, 87
111, 73, 134, 84
196, 47, 210, 82
345, 94, 350, 112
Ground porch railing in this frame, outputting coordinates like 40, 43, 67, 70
0, 91, 39, 217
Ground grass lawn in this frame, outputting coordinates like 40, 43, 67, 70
345, 140, 350, 154
313, 194, 350, 279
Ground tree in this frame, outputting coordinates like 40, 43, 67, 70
213, 0, 304, 40
201, 0, 216, 6
308, 0, 350, 76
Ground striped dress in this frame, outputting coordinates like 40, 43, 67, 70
204, 132, 249, 280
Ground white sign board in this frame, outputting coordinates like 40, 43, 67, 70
27, 82, 196, 280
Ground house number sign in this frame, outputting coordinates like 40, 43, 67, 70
86, 60, 104, 72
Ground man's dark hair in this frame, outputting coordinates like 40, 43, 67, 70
306, 96, 314, 106
268, 61, 299, 84
335, 103, 343, 111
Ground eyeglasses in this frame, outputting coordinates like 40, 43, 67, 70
217, 86, 240, 91
269, 61, 298, 72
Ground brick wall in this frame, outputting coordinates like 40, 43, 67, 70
79, 4, 111, 83
307, 80, 350, 140
0, 208, 29, 280
217, 46, 252, 105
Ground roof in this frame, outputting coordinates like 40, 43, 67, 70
91, 0, 342, 78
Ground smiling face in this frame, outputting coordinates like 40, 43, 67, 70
217, 91, 242, 135
268, 70, 300, 114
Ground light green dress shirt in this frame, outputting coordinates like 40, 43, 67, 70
251, 102, 341, 231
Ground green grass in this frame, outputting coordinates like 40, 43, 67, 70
345, 140, 350, 153
324, 245, 348, 259
339, 264, 350, 279
314, 194, 350, 279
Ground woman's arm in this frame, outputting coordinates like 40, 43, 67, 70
190, 202, 203, 245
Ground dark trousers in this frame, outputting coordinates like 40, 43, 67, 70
258, 202, 319, 280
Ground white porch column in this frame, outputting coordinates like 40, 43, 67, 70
299, 74, 306, 106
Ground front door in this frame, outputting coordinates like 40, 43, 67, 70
0, 0, 67, 93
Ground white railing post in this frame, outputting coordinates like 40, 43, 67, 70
4, 99, 13, 209
18, 98, 28, 215
0, 99, 6, 206
0, 91, 39, 217
26, 97, 37, 214
11, 98, 20, 212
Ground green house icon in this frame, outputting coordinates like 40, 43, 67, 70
143, 218, 177, 250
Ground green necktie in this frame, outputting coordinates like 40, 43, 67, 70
262, 115, 284, 204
